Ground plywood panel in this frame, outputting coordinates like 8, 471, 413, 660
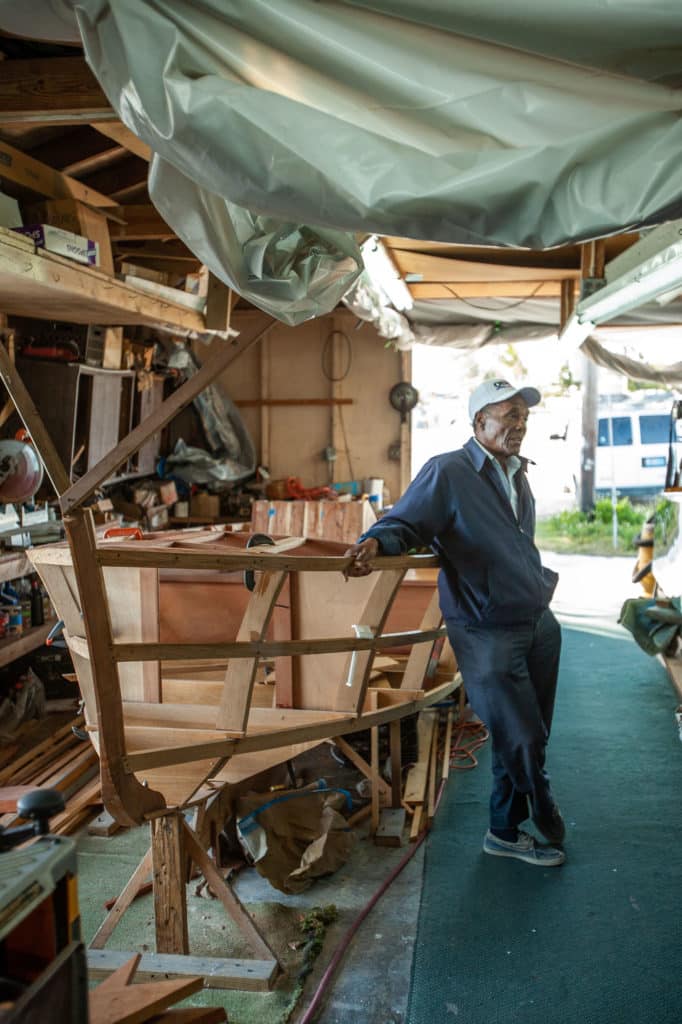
103, 566, 160, 702
292, 570, 379, 710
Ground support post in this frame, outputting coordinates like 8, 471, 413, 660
151, 812, 189, 955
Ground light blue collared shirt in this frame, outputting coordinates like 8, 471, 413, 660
472, 437, 522, 520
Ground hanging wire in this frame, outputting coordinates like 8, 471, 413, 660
321, 329, 352, 381
441, 281, 547, 311
337, 403, 355, 481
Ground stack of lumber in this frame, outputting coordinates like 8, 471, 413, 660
0, 714, 102, 835
89, 953, 227, 1024
403, 707, 454, 841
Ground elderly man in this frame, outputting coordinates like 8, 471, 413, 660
345, 379, 565, 866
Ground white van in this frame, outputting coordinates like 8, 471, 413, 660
596, 392, 675, 499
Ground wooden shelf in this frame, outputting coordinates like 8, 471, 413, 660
0, 227, 206, 331
0, 551, 32, 585
0, 617, 57, 668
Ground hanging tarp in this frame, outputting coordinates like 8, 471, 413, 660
3, 2, 682, 324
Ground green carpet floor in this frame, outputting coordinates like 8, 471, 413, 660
408, 626, 682, 1024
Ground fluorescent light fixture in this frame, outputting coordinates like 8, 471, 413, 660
361, 236, 413, 312
559, 220, 682, 350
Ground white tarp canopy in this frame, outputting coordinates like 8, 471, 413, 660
2, 1, 682, 324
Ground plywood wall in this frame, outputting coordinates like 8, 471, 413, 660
206, 312, 409, 503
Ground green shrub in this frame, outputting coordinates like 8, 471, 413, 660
536, 499, 649, 554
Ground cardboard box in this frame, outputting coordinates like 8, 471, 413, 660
190, 492, 220, 519
13, 223, 99, 266
22, 199, 114, 273
0, 190, 21, 229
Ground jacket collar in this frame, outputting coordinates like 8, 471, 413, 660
464, 436, 530, 473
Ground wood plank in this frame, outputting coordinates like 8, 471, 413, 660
0, 57, 113, 124
330, 736, 391, 801
110, 626, 446, 662
403, 711, 437, 805
0, 228, 205, 329
61, 314, 275, 511
0, 786, 33, 812
375, 807, 406, 847
121, 679, 459, 774
442, 708, 454, 782
90, 847, 153, 950
389, 719, 402, 809
400, 588, 443, 690
151, 812, 189, 955
0, 138, 116, 206
334, 568, 406, 714
427, 712, 439, 824
0, 340, 70, 494
91, 122, 152, 162
217, 571, 287, 732
86, 949, 277, 991
370, 713, 380, 836
0, 618, 58, 668
410, 281, 562, 299
89, 970, 201, 1024
98, 547, 440, 573
391, 248, 580, 283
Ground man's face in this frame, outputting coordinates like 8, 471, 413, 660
474, 395, 530, 459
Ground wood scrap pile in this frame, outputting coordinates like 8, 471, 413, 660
403, 707, 454, 841
89, 953, 227, 1024
0, 714, 103, 835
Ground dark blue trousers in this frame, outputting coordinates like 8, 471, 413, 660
446, 609, 562, 831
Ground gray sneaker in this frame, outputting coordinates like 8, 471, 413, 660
483, 829, 565, 867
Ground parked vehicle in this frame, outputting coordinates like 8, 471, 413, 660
596, 392, 676, 499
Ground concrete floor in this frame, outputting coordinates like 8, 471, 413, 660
76, 551, 644, 1024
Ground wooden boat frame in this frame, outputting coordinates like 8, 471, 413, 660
2, 312, 456, 985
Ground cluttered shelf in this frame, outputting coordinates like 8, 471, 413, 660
0, 226, 206, 331
0, 551, 31, 585
0, 616, 56, 669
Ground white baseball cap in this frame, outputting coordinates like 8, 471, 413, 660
469, 379, 541, 423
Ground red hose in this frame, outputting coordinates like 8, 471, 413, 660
296, 780, 446, 1024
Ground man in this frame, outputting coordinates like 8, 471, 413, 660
345, 379, 565, 867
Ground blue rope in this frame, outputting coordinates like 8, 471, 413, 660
237, 780, 353, 835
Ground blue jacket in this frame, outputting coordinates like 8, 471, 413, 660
361, 438, 558, 627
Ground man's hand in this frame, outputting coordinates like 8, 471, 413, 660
343, 537, 380, 578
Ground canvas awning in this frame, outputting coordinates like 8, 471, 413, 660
2, 1, 682, 324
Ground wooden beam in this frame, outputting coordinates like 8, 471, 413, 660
120, 678, 459, 774
86, 949, 277, 992
217, 570, 288, 732
65, 508, 166, 827
89, 846, 153, 950
0, 336, 70, 495
60, 314, 275, 511
391, 248, 580, 283
205, 275, 233, 332
29, 128, 122, 174
107, 626, 447, 663
151, 812, 189, 955
0, 228, 205, 328
91, 122, 152, 162
234, 398, 354, 407
93, 547, 440, 573
0, 57, 114, 125
81, 155, 148, 199
0, 138, 117, 207
409, 281, 563, 299
109, 205, 175, 241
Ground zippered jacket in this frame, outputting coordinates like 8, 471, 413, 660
360, 438, 558, 627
